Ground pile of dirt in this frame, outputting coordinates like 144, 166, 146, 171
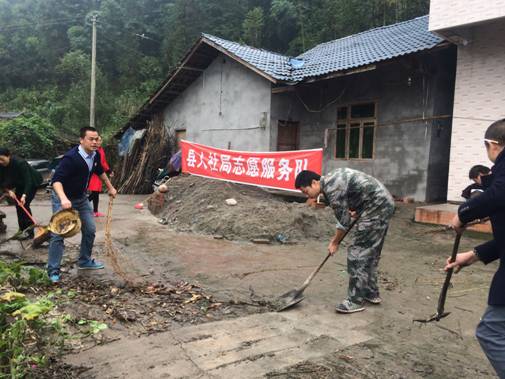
155, 175, 337, 242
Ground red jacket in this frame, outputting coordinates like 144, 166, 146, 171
87, 147, 110, 192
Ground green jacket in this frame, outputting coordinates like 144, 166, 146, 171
320, 168, 395, 230
0, 156, 43, 195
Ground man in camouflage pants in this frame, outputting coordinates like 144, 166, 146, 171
295, 169, 395, 313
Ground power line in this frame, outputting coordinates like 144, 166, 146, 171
100, 34, 151, 58
0, 17, 83, 32
0, 16, 79, 30
134, 33, 161, 44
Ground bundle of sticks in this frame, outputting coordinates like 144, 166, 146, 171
115, 115, 172, 194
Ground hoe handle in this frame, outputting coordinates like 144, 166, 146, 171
299, 217, 359, 291
436, 232, 462, 316
11, 194, 38, 225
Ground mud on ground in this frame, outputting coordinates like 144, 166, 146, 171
154, 175, 337, 242
1, 193, 498, 378
1, 241, 275, 378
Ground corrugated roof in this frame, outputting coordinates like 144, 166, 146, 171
203, 15, 443, 82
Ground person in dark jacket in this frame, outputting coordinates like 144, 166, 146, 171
0, 148, 42, 238
48, 127, 116, 284
446, 118, 505, 378
461, 165, 490, 199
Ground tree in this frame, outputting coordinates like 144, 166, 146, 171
0, 0, 430, 142
242, 7, 264, 46
0, 115, 57, 159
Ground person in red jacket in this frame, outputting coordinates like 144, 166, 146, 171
88, 136, 111, 217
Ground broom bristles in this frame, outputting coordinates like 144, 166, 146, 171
105, 197, 136, 286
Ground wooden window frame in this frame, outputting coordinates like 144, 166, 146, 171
335, 101, 377, 160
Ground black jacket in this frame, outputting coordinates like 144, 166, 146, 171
51, 146, 103, 200
459, 149, 505, 305
0, 156, 42, 195
461, 183, 484, 199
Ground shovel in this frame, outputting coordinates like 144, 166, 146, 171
414, 231, 462, 323
276, 217, 358, 312
0, 225, 36, 246
10, 194, 80, 247
9, 194, 47, 245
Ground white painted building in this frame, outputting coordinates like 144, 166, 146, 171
429, 0, 505, 201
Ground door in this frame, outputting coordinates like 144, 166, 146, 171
277, 120, 299, 151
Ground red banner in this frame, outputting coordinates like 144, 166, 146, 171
180, 140, 323, 191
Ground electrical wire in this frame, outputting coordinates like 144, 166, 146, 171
294, 86, 347, 113
0, 16, 83, 32
100, 34, 150, 58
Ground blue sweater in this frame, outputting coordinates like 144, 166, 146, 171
459, 149, 505, 305
51, 146, 104, 200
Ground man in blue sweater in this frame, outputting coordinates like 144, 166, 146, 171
48, 127, 117, 283
446, 118, 505, 378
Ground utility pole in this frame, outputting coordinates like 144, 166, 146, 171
89, 14, 97, 128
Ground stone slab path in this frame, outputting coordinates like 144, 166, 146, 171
67, 308, 373, 378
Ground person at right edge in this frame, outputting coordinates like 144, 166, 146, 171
446, 118, 505, 378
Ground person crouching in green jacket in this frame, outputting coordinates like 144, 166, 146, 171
0, 148, 42, 239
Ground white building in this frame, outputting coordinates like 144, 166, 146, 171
429, 0, 505, 200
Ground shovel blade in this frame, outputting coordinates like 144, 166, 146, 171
413, 311, 451, 323
33, 226, 49, 247
276, 288, 306, 312
279, 288, 302, 300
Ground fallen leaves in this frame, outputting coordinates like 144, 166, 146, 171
60, 279, 225, 336
184, 294, 202, 304
0, 291, 26, 302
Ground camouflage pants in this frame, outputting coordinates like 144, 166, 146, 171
346, 210, 393, 303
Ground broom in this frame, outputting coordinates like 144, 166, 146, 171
104, 196, 133, 285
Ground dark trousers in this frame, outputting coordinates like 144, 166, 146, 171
88, 191, 99, 212
15, 190, 36, 237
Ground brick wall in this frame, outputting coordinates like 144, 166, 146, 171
447, 21, 505, 200
429, 0, 505, 31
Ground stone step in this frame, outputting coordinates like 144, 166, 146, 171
66, 310, 373, 378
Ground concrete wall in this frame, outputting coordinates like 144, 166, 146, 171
163, 54, 272, 151
447, 20, 505, 201
429, 0, 505, 32
271, 48, 456, 202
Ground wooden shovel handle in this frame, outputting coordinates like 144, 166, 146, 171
299, 217, 359, 291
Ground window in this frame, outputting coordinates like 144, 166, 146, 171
335, 103, 376, 159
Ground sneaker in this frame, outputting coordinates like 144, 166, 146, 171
94, 212, 105, 217
49, 273, 60, 284
364, 296, 382, 304
336, 299, 365, 314
78, 259, 105, 270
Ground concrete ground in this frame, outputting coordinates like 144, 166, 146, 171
0, 194, 498, 378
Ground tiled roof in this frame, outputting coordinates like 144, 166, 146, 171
118, 15, 446, 134
203, 15, 444, 82
294, 15, 443, 80
202, 34, 292, 81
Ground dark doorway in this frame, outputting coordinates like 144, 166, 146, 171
277, 120, 299, 151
